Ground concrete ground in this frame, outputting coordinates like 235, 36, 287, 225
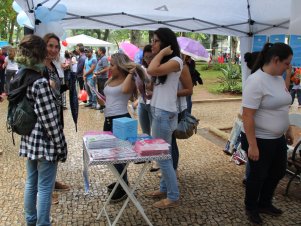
0, 98, 300, 226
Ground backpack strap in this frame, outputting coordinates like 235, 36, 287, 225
8, 68, 43, 103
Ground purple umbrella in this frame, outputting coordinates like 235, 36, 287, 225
177, 37, 209, 61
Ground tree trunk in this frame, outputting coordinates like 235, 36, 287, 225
130, 30, 141, 46
8, 18, 16, 44
103, 29, 110, 41
148, 31, 154, 43
231, 36, 238, 58
211, 34, 218, 56
15, 26, 22, 43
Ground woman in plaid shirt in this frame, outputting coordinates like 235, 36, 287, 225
17, 35, 67, 225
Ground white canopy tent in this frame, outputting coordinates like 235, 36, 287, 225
15, 0, 301, 80
65, 34, 112, 47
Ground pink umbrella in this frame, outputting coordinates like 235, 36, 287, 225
119, 42, 139, 60
177, 37, 209, 61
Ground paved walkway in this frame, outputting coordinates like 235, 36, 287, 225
0, 97, 300, 226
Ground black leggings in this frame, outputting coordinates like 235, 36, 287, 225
240, 132, 287, 211
104, 113, 131, 184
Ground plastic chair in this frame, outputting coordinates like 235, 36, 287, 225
285, 114, 301, 195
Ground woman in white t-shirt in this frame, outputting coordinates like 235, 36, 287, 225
145, 27, 182, 209
241, 42, 293, 224
3, 48, 18, 92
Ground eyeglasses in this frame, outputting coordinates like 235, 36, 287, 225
151, 38, 160, 44
143, 56, 153, 60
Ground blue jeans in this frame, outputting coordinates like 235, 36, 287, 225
290, 89, 301, 105
151, 106, 179, 201
138, 102, 152, 135
24, 159, 58, 226
186, 95, 192, 114
85, 78, 96, 106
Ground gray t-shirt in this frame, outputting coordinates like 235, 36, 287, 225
242, 69, 291, 139
95, 55, 109, 78
104, 83, 131, 117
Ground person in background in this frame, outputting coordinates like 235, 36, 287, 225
289, 68, 301, 107
135, 44, 159, 171
241, 42, 293, 225
0, 91, 3, 155
171, 55, 193, 174
70, 54, 78, 84
3, 48, 18, 93
83, 48, 97, 109
0, 48, 5, 95
52, 51, 67, 110
62, 50, 71, 89
145, 27, 182, 209
76, 46, 86, 91
17, 34, 67, 226
43, 33, 70, 203
93, 47, 109, 112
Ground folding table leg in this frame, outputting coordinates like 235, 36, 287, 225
97, 163, 130, 221
109, 163, 153, 226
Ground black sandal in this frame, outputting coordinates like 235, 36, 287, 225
150, 167, 160, 172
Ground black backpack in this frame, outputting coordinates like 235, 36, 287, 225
7, 68, 43, 143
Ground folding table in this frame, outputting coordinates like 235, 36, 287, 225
82, 135, 171, 226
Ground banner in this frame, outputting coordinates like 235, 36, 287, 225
289, 35, 301, 67
252, 35, 267, 52
269, 34, 286, 44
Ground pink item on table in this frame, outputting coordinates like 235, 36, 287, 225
134, 138, 170, 156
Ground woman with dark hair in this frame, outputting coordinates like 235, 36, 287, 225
145, 27, 182, 209
138, 45, 153, 136
16, 34, 67, 226
62, 50, 71, 88
244, 51, 260, 71
43, 33, 70, 196
241, 43, 293, 224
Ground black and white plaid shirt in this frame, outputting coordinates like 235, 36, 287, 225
19, 77, 67, 162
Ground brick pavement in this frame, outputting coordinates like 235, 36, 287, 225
0, 99, 300, 226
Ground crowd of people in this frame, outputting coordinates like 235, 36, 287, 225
1, 28, 296, 225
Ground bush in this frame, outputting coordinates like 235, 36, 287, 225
218, 63, 242, 94
211, 63, 228, 71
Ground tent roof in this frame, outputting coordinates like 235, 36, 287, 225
16, 0, 293, 37
65, 34, 112, 47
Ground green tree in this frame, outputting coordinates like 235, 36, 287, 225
0, 0, 18, 43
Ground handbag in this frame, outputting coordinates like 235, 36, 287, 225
174, 99, 199, 139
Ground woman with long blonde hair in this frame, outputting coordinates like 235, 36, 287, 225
98, 52, 147, 202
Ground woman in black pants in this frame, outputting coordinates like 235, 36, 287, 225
97, 52, 145, 202
241, 42, 294, 225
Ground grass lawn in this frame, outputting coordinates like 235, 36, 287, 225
194, 62, 242, 96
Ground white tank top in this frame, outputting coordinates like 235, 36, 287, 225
104, 83, 131, 117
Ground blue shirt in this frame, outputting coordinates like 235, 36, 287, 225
84, 57, 97, 79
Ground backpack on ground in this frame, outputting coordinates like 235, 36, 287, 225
7, 68, 43, 143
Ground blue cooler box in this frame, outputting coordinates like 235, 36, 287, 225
113, 117, 138, 140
